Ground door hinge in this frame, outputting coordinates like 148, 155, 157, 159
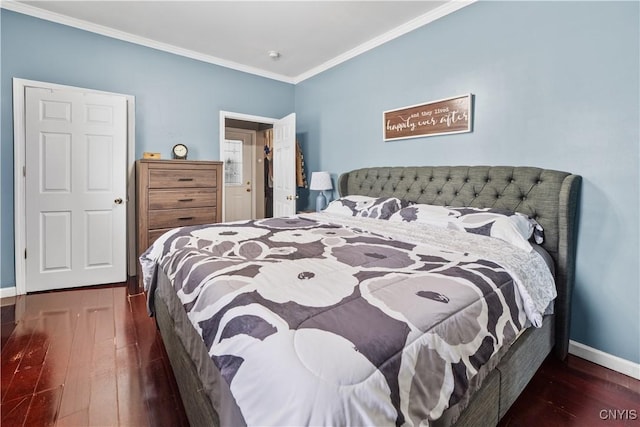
23, 166, 26, 177
24, 249, 27, 259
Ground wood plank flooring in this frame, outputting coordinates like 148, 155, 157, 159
1, 282, 638, 426
1, 282, 187, 427
499, 353, 640, 426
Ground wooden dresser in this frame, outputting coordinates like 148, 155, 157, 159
135, 159, 222, 292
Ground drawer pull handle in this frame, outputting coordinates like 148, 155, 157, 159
178, 217, 194, 221
178, 198, 194, 202
178, 178, 194, 182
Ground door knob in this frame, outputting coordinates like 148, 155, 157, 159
114, 198, 123, 204
246, 188, 251, 192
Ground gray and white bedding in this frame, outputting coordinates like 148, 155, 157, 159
141, 211, 555, 426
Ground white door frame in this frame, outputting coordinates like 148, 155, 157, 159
219, 111, 277, 222
13, 78, 136, 295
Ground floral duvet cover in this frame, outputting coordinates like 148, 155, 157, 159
141, 212, 555, 426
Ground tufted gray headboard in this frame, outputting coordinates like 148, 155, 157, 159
338, 166, 581, 359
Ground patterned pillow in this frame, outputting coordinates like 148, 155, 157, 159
324, 195, 410, 220
389, 204, 544, 251
388, 204, 452, 227
447, 207, 542, 251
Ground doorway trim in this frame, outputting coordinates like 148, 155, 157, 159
13, 78, 136, 295
219, 110, 277, 222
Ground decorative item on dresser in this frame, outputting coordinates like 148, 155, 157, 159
309, 171, 333, 211
135, 159, 222, 293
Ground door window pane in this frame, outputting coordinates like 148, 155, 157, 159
224, 139, 243, 185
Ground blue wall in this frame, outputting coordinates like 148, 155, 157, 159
0, 10, 294, 289
296, 1, 639, 363
2, 2, 639, 365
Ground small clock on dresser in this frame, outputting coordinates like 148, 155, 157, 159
172, 143, 188, 160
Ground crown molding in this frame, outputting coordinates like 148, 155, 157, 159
1, 0, 475, 85
293, 0, 477, 84
0, 0, 296, 84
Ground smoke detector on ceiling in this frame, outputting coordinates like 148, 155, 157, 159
268, 50, 281, 60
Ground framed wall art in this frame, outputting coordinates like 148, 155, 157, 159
383, 94, 473, 141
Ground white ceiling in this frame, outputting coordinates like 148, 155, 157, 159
6, 1, 472, 83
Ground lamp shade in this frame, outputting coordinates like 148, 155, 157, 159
309, 171, 332, 191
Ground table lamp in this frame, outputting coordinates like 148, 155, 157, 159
310, 171, 332, 212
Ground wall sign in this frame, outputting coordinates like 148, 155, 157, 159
383, 94, 473, 141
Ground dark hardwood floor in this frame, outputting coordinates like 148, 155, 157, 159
1, 282, 638, 426
1, 282, 187, 427
498, 352, 639, 427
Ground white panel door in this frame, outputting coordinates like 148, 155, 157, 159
224, 129, 254, 222
25, 87, 128, 292
272, 113, 296, 217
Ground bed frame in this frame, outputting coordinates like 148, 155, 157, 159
152, 165, 581, 426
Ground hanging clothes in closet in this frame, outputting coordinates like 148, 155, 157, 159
295, 141, 308, 188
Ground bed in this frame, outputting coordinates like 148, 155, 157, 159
141, 165, 581, 427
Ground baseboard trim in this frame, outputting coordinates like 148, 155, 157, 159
569, 340, 640, 380
0, 286, 17, 300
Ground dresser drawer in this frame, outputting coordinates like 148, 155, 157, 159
149, 208, 216, 229
149, 169, 217, 188
148, 189, 217, 210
